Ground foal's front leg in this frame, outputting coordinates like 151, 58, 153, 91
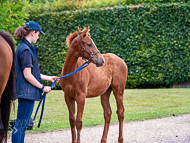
65, 94, 77, 143
76, 95, 86, 143
100, 87, 112, 143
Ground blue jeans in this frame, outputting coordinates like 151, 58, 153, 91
12, 98, 35, 143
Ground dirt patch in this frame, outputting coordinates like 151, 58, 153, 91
7, 114, 190, 143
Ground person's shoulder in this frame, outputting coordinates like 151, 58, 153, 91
22, 49, 31, 56
16, 41, 30, 55
17, 41, 30, 50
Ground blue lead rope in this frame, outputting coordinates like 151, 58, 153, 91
33, 61, 90, 128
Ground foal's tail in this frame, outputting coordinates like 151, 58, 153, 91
0, 31, 15, 142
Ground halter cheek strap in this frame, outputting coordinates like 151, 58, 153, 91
77, 34, 100, 63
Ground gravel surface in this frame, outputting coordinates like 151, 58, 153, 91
7, 114, 190, 143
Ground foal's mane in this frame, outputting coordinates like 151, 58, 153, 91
66, 27, 90, 48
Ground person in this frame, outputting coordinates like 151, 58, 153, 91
12, 21, 59, 143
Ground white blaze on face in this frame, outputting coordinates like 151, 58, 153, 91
90, 37, 98, 50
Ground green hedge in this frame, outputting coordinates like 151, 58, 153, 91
30, 3, 190, 88
0, 0, 28, 41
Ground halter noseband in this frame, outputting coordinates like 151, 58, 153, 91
77, 34, 100, 63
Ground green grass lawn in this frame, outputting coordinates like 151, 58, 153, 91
10, 88, 190, 133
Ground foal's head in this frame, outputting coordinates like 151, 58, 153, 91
66, 27, 105, 67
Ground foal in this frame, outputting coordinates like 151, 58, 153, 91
60, 27, 128, 143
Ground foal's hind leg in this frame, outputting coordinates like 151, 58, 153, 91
64, 94, 77, 143
100, 87, 112, 143
112, 86, 125, 143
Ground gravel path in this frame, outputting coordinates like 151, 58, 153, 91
7, 114, 190, 143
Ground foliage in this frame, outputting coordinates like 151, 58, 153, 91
30, 2, 190, 88
10, 89, 190, 133
26, 0, 189, 17
0, 0, 29, 38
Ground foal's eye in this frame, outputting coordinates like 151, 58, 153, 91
87, 43, 92, 47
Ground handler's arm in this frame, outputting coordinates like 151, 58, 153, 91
23, 67, 51, 93
41, 74, 59, 83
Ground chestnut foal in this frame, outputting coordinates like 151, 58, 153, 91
60, 27, 128, 143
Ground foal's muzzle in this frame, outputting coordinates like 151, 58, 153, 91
94, 56, 105, 67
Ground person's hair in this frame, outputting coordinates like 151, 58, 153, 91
14, 25, 38, 39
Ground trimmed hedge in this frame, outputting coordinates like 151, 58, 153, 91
30, 3, 190, 88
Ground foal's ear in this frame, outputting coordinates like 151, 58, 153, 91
81, 27, 90, 38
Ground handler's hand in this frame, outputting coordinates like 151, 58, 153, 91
43, 86, 51, 93
49, 76, 60, 83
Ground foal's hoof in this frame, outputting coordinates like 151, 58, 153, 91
100, 139, 107, 143
118, 138, 123, 143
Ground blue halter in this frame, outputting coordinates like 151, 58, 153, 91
33, 34, 100, 128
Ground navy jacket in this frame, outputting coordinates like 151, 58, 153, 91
14, 38, 42, 101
